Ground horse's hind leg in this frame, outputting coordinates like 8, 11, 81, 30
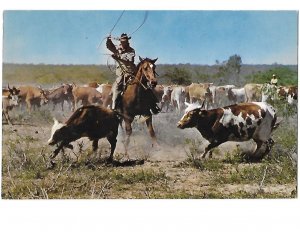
145, 116, 158, 147
124, 119, 133, 160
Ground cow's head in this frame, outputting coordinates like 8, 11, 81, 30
48, 118, 67, 145
40, 90, 49, 105
161, 86, 172, 103
177, 102, 206, 129
7, 84, 21, 104
6, 93, 19, 106
62, 83, 73, 95
8, 84, 20, 96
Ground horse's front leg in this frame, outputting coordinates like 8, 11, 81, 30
145, 116, 158, 147
124, 118, 133, 160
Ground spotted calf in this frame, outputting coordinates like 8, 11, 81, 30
177, 102, 280, 160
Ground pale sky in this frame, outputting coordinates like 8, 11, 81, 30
3, 10, 298, 65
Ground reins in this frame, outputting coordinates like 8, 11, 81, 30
126, 64, 161, 105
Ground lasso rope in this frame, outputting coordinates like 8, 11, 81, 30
129, 11, 148, 36
96, 10, 125, 49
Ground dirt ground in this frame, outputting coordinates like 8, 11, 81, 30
1, 104, 297, 199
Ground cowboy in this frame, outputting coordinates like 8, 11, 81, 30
270, 74, 278, 86
106, 33, 136, 110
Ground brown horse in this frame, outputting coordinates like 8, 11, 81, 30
119, 56, 159, 157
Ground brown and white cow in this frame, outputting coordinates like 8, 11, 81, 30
177, 102, 280, 160
152, 85, 169, 112
2, 85, 20, 125
286, 86, 297, 105
72, 86, 103, 109
96, 83, 113, 108
48, 105, 120, 164
18, 86, 49, 112
278, 86, 298, 105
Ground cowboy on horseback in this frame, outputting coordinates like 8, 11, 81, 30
106, 33, 136, 111
106, 33, 160, 114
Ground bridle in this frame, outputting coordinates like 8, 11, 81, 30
128, 60, 157, 91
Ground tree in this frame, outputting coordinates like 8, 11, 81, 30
163, 67, 192, 85
215, 54, 242, 85
226, 54, 242, 74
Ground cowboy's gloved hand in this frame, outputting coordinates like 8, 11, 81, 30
111, 54, 119, 60
106, 35, 113, 46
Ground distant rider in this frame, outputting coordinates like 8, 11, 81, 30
270, 74, 278, 86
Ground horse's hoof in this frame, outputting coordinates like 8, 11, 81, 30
106, 157, 113, 164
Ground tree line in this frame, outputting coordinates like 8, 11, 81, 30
3, 55, 297, 87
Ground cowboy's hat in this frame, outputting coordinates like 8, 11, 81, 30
119, 33, 131, 41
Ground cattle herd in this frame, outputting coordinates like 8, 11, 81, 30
2, 80, 298, 163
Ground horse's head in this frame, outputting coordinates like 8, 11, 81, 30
137, 56, 158, 89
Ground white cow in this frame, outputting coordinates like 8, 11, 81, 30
161, 85, 172, 112
170, 86, 186, 113
228, 87, 246, 104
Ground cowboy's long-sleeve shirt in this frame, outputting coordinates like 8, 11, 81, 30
106, 38, 136, 77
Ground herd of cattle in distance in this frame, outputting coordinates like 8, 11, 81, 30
2, 80, 297, 164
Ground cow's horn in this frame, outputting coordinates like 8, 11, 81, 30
184, 102, 191, 107
53, 117, 58, 124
